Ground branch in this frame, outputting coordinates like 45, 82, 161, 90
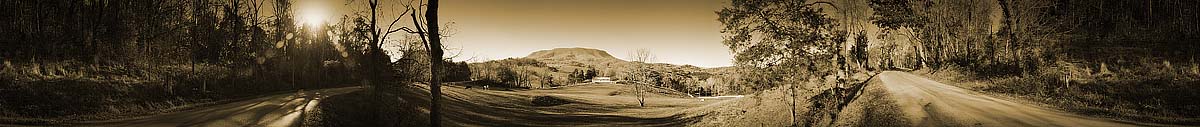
385, 27, 406, 35
409, 8, 432, 53
445, 46, 464, 60
461, 55, 479, 63
399, 27, 419, 33
804, 1, 839, 11
380, 9, 413, 41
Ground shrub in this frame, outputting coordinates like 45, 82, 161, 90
976, 59, 1200, 119
531, 96, 573, 106
0, 61, 360, 121
308, 90, 427, 127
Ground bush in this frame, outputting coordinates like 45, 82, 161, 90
531, 95, 573, 106
307, 90, 427, 127
0, 61, 360, 121
974, 59, 1200, 120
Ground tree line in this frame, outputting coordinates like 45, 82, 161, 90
718, 0, 1200, 124
1, 0, 457, 124
469, 58, 575, 89
717, 0, 1200, 97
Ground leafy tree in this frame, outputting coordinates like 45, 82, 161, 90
496, 67, 518, 87
585, 67, 598, 80
869, 0, 930, 69
853, 31, 871, 70
569, 70, 581, 83
569, 67, 598, 83
718, 0, 844, 125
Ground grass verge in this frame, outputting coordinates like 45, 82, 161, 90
917, 64, 1200, 125
304, 85, 428, 127
0, 60, 353, 125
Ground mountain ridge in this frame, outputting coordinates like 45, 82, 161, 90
524, 47, 623, 61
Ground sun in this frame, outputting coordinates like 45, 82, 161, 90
297, 2, 328, 29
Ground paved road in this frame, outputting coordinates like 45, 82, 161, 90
878, 71, 1149, 126
73, 87, 361, 127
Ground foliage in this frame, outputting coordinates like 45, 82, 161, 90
469, 58, 565, 88
868, 0, 926, 31
0, 0, 403, 120
569, 67, 598, 83
876, 0, 1200, 122
718, 0, 846, 90
391, 42, 472, 83
868, 0, 1000, 71
0, 60, 362, 122
852, 31, 871, 70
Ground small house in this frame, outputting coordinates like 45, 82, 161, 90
591, 77, 614, 84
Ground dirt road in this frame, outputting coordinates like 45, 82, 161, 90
876, 71, 1147, 126
71, 87, 361, 127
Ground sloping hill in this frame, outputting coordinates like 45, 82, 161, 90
520, 47, 716, 77
523, 47, 630, 76
526, 47, 622, 62
473, 47, 736, 97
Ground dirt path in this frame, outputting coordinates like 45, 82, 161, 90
876, 71, 1149, 126
70, 87, 361, 127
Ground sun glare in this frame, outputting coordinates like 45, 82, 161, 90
297, 1, 328, 29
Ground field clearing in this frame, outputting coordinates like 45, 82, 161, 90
388, 82, 738, 126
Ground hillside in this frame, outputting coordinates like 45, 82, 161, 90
526, 47, 622, 61
522, 48, 630, 77
468, 47, 743, 96
520, 47, 711, 77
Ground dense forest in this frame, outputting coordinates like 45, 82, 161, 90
719, 0, 1200, 124
0, 0, 457, 123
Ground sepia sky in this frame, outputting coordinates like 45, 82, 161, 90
284, 0, 997, 68
276, 0, 733, 67
437, 0, 732, 67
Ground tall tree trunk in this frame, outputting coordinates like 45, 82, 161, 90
425, 0, 445, 126
998, 0, 1012, 65
789, 81, 797, 125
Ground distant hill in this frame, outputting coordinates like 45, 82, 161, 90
522, 47, 630, 76
525, 47, 622, 61
519, 47, 728, 76
471, 47, 739, 94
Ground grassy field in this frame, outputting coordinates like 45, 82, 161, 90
308, 82, 732, 126
688, 85, 810, 126
689, 72, 877, 127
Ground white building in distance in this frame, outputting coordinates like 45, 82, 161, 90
591, 77, 614, 84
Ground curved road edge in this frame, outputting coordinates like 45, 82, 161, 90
836, 71, 1172, 127
68, 86, 361, 127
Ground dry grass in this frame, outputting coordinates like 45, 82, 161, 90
304, 87, 426, 127
831, 75, 910, 127
918, 63, 1200, 125
309, 82, 723, 127
688, 86, 807, 127
689, 71, 878, 127
0, 60, 338, 125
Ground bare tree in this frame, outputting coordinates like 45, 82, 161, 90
628, 48, 655, 107
387, 0, 446, 126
